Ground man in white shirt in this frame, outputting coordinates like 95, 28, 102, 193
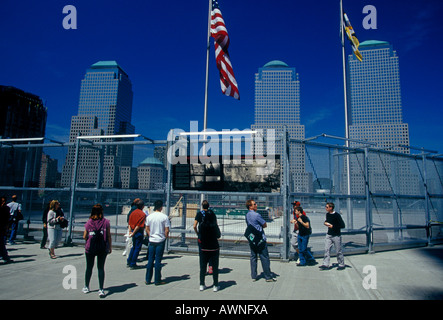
145, 200, 170, 285
7, 195, 22, 245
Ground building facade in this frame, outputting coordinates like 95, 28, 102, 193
346, 40, 416, 194
0, 86, 47, 187
251, 60, 311, 192
61, 61, 135, 188
137, 157, 165, 190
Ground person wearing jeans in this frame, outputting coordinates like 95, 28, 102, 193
145, 240, 166, 285
245, 199, 276, 282
127, 199, 146, 269
145, 200, 170, 285
293, 206, 315, 266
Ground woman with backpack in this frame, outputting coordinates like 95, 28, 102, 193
82, 204, 112, 297
194, 200, 221, 292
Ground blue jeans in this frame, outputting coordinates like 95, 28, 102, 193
145, 240, 166, 284
9, 220, 18, 243
250, 243, 272, 280
127, 231, 143, 267
298, 234, 315, 265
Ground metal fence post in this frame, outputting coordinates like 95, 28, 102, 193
165, 136, 173, 252
281, 126, 290, 260
66, 138, 80, 245
364, 147, 374, 253
422, 152, 431, 245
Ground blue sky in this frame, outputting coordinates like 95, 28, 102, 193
1, 0, 442, 157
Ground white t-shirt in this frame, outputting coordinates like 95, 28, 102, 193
146, 211, 171, 243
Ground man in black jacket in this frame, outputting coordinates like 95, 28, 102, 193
319, 202, 346, 270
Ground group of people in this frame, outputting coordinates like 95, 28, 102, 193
2, 194, 347, 298
123, 198, 171, 287
290, 201, 346, 270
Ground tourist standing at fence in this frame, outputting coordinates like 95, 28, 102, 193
290, 201, 306, 263
195, 200, 221, 291
122, 198, 140, 256
40, 202, 50, 249
7, 195, 22, 245
82, 204, 112, 297
194, 200, 214, 275
320, 202, 346, 270
127, 199, 146, 269
0, 196, 13, 263
245, 199, 276, 282
293, 206, 316, 266
145, 200, 170, 286
47, 200, 64, 259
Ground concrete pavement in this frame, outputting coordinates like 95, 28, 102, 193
1, 240, 442, 301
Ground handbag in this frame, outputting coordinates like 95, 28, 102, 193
59, 218, 68, 229
15, 211, 24, 221
244, 215, 266, 253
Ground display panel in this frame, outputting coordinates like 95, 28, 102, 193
172, 155, 280, 192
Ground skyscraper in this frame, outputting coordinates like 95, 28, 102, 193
61, 61, 135, 188
347, 41, 415, 194
0, 86, 47, 187
251, 60, 311, 192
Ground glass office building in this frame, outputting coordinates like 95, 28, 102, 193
347, 41, 415, 194
61, 61, 135, 188
251, 60, 311, 192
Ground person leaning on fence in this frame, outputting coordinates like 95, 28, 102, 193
82, 204, 112, 298
47, 200, 64, 259
245, 199, 276, 282
319, 202, 346, 270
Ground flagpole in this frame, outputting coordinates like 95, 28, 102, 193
201, 0, 212, 208
340, 0, 353, 229
203, 0, 212, 132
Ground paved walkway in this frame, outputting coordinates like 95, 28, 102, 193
1, 241, 442, 302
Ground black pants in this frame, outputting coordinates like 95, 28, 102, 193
199, 249, 219, 286
40, 226, 48, 248
85, 252, 107, 290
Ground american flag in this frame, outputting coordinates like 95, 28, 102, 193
211, 0, 240, 100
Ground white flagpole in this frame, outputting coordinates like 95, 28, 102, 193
341, 0, 353, 228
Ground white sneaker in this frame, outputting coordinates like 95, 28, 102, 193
82, 287, 89, 294
199, 285, 205, 291
213, 286, 220, 292
98, 289, 105, 297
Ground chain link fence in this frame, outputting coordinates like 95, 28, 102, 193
1, 131, 442, 259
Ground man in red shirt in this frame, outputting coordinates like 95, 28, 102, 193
127, 199, 146, 269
